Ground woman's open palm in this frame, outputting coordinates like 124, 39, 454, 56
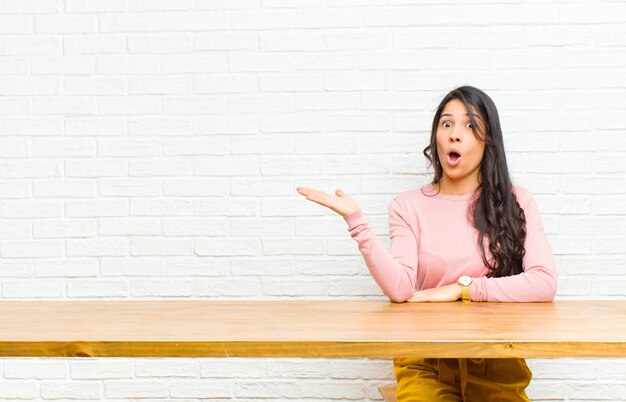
296, 187, 360, 217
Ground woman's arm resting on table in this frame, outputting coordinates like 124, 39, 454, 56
470, 189, 558, 302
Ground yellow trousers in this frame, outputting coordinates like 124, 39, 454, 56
393, 357, 532, 402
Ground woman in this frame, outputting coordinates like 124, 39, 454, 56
296, 85, 557, 401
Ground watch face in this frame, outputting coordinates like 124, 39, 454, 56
458, 276, 472, 286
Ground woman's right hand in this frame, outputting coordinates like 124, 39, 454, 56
296, 186, 360, 217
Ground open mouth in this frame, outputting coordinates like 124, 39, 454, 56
448, 151, 461, 165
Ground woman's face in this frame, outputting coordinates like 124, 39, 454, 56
436, 99, 487, 190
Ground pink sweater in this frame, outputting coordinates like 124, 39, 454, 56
343, 183, 557, 303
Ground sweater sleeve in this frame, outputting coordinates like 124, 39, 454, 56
342, 198, 419, 303
470, 188, 558, 302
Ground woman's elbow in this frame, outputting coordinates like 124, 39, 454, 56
539, 274, 558, 302
386, 289, 412, 303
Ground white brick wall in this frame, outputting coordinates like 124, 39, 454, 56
0, 0, 625, 400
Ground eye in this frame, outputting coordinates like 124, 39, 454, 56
441, 121, 473, 128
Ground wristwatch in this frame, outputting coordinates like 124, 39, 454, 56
457, 275, 472, 303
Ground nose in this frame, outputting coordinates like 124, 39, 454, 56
449, 128, 461, 142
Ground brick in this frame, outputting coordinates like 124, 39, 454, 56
1, 240, 64, 258
130, 0, 193, 11
195, 278, 261, 296
165, 257, 228, 277
100, 14, 163, 33
195, 32, 257, 51
67, 279, 128, 297
0, 35, 59, 55
35, 15, 97, 33
162, 218, 226, 236
33, 96, 97, 115
293, 258, 360, 276
101, 257, 164, 277
135, 359, 199, 377
327, 32, 389, 51
169, 381, 232, 398
0, 78, 56, 95
201, 358, 265, 378
1, 159, 62, 178
162, 96, 226, 114
66, 238, 129, 257
193, 198, 257, 217
34, 259, 99, 278
230, 218, 292, 237
63, 77, 125, 95
0, 97, 29, 115
98, 96, 161, 115
3, 360, 68, 379
235, 381, 300, 398
130, 237, 192, 256
128, 34, 193, 53
162, 11, 229, 31
65, 0, 126, 13
230, 258, 292, 277
300, 381, 364, 399
194, 238, 260, 257
296, 8, 361, 28
71, 360, 134, 379
0, 0, 57, 13
260, 73, 324, 92
65, 117, 125, 136
266, 359, 328, 378
34, 219, 97, 239
2, 279, 63, 297
96, 55, 159, 74
65, 199, 129, 218
160, 54, 228, 73
130, 77, 192, 95
262, 279, 327, 296
32, 56, 94, 75
99, 179, 161, 197
0, 200, 61, 218
194, 73, 257, 94
329, 359, 391, 379
33, 179, 97, 198
63, 35, 126, 54
231, 10, 294, 30
131, 279, 195, 296
162, 179, 226, 196
0, 15, 33, 33
0, 262, 32, 278
0, 381, 39, 398
99, 218, 161, 236
65, 159, 127, 178
104, 381, 168, 398
129, 158, 194, 176
130, 198, 193, 217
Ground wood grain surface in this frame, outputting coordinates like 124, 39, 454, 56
0, 300, 624, 358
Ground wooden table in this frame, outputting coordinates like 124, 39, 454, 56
1, 300, 625, 358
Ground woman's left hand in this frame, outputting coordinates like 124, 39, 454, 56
407, 284, 461, 302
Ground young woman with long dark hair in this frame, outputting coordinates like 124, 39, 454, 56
296, 85, 557, 401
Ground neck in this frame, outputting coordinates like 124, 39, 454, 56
436, 178, 480, 196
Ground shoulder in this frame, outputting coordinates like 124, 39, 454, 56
393, 187, 422, 203
511, 184, 535, 210
389, 187, 425, 211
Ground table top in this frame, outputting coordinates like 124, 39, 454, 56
1, 300, 624, 358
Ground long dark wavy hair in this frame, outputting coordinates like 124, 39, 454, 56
422, 86, 526, 278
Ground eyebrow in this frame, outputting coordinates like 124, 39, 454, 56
440, 113, 468, 118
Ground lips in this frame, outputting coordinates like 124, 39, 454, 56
447, 149, 462, 167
